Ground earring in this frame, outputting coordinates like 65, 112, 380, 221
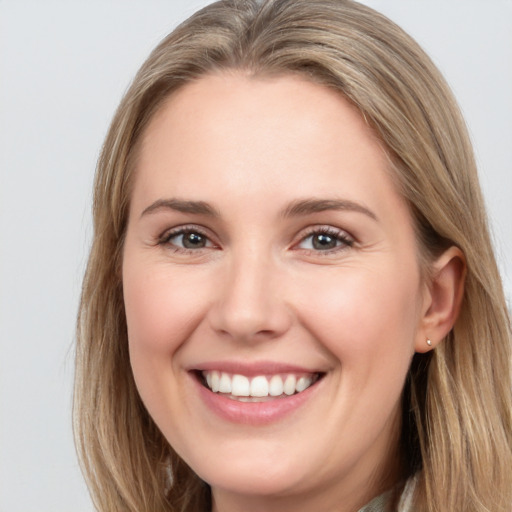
426, 338, 433, 347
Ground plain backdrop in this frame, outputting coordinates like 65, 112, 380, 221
0, 1, 510, 511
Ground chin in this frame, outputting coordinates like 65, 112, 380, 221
209, 471, 296, 496
184, 444, 309, 497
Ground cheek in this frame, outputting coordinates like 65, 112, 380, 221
123, 263, 208, 355
122, 257, 214, 414
295, 263, 422, 451
298, 263, 421, 374
122, 257, 217, 431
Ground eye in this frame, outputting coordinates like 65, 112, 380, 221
160, 227, 215, 251
297, 227, 354, 252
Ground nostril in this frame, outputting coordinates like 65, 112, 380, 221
208, 302, 293, 342
206, 267, 293, 340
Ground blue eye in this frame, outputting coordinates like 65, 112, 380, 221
298, 229, 353, 252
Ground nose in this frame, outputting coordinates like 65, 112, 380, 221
207, 251, 292, 342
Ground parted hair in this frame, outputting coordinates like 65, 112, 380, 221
74, 1, 512, 510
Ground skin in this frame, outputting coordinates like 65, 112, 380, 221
122, 72, 464, 512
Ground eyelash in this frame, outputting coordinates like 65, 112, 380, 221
158, 225, 354, 255
297, 226, 354, 255
158, 225, 215, 254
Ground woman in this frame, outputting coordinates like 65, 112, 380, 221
74, 1, 512, 510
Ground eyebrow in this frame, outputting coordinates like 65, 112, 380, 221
140, 197, 377, 222
140, 198, 220, 218
282, 198, 378, 221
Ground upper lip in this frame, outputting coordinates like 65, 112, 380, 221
188, 360, 324, 376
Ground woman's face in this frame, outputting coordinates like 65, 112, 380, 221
123, 73, 429, 509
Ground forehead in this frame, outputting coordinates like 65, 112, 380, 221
132, 72, 408, 224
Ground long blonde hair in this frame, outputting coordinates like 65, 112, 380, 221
74, 1, 512, 510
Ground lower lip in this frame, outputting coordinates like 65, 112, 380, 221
193, 374, 322, 425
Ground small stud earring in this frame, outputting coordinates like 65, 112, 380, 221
426, 338, 433, 347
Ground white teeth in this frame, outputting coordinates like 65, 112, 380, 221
232, 374, 250, 396
211, 370, 220, 392
202, 371, 318, 398
250, 376, 269, 397
219, 372, 232, 393
269, 374, 284, 396
283, 375, 296, 395
296, 376, 312, 392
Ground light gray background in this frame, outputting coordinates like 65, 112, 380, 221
1, 1, 510, 511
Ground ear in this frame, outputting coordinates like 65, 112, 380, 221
415, 246, 466, 353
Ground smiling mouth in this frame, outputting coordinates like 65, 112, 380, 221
198, 370, 323, 402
